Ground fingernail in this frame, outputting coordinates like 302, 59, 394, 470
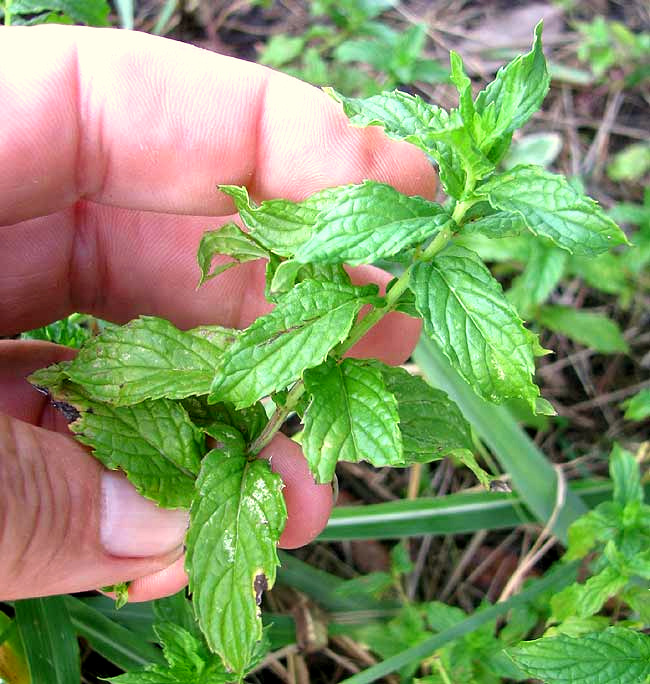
100, 471, 189, 557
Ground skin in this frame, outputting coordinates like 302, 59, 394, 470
0, 25, 436, 602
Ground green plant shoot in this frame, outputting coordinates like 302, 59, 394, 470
29, 23, 628, 681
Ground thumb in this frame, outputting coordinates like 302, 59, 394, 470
0, 412, 188, 600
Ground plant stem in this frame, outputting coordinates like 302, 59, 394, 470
247, 381, 306, 456
4, 0, 12, 25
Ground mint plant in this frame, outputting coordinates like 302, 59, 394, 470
30, 24, 628, 681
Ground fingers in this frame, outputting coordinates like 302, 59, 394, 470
1, 208, 421, 366
0, 340, 332, 599
0, 25, 435, 227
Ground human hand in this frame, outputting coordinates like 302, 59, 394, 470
0, 25, 436, 603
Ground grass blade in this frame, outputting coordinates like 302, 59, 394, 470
80, 595, 157, 641
321, 478, 624, 540
65, 596, 164, 671
152, 0, 177, 35
413, 336, 587, 542
113, 0, 134, 29
14, 596, 80, 684
338, 561, 578, 684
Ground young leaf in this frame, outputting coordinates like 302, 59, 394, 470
9, 0, 110, 25
372, 363, 474, 464
537, 305, 629, 354
181, 395, 268, 443
185, 445, 286, 677
326, 89, 491, 198
36, 378, 202, 508
508, 627, 650, 684
473, 22, 549, 157
479, 166, 629, 256
268, 260, 350, 299
302, 358, 403, 483
621, 389, 650, 422
64, 316, 234, 405
219, 184, 338, 257
411, 245, 543, 410
108, 622, 230, 683
294, 181, 451, 265
196, 223, 268, 286
209, 280, 381, 409
462, 209, 527, 238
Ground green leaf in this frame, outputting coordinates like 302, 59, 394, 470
210, 280, 381, 409
326, 88, 492, 198
219, 184, 338, 257
449, 51, 475, 133
610, 444, 643, 506
294, 181, 451, 265
302, 358, 403, 483
38, 378, 202, 508
15, 597, 80, 684
63, 316, 234, 405
462, 206, 527, 239
502, 132, 562, 170
479, 165, 629, 255
552, 566, 628, 621
182, 395, 268, 443
21, 312, 93, 348
565, 505, 621, 561
196, 224, 268, 286
259, 34, 306, 68
268, 259, 350, 299
411, 245, 543, 410
108, 622, 230, 683
9, 0, 109, 24
372, 363, 474, 464
507, 241, 568, 318
537, 305, 629, 354
621, 389, 650, 422
508, 627, 650, 684
473, 22, 549, 156
607, 142, 650, 182
185, 444, 287, 677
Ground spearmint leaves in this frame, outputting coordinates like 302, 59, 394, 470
373, 363, 474, 464
197, 223, 268, 286
185, 444, 286, 678
219, 184, 339, 256
411, 245, 543, 410
30, 370, 202, 508
473, 21, 549, 158
508, 627, 650, 684
326, 89, 492, 199
65, 316, 234, 405
302, 358, 403, 483
268, 260, 350, 299
294, 180, 452, 265
108, 622, 230, 683
479, 166, 629, 255
209, 280, 382, 409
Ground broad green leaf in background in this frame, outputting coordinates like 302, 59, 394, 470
185, 445, 286, 677
209, 280, 381, 408
15, 597, 80, 684
411, 245, 543, 410
502, 132, 563, 170
509, 627, 650, 684
373, 363, 474, 464
473, 22, 549, 157
568, 252, 632, 297
551, 566, 629, 621
294, 181, 451, 265
302, 358, 403, 483
7, 0, 109, 24
196, 223, 269, 286
537, 305, 629, 354
219, 184, 339, 256
29, 370, 203, 508
606, 141, 650, 182
507, 241, 568, 318
610, 444, 643, 506
64, 316, 233, 405
479, 166, 629, 255
621, 389, 650, 422
21, 312, 93, 348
